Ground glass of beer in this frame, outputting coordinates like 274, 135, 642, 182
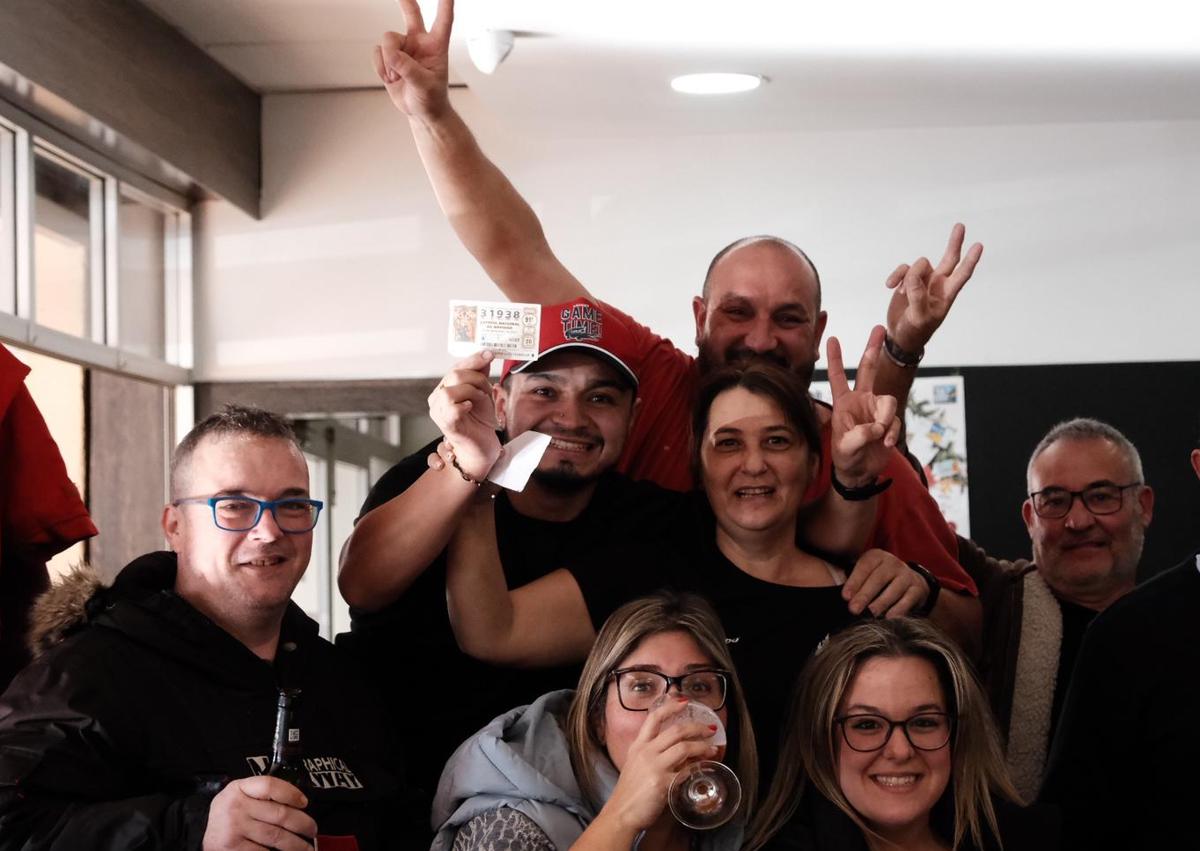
651, 696, 742, 829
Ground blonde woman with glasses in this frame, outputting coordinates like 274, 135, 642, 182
431, 591, 757, 851
745, 619, 1057, 851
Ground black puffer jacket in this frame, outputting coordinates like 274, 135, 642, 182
0, 551, 420, 850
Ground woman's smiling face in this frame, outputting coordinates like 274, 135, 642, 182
835, 655, 952, 841
699, 386, 813, 538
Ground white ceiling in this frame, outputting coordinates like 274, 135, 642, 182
139, 0, 1200, 133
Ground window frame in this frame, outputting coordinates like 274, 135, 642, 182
0, 100, 192, 386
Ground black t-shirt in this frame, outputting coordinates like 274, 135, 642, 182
567, 491, 858, 774
337, 440, 682, 800
1049, 597, 1097, 739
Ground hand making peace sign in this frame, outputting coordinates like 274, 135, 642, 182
373, 0, 455, 123
885, 223, 983, 354
826, 325, 901, 489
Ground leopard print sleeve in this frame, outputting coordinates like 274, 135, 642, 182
451, 808, 557, 851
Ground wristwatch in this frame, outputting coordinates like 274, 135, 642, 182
883, 334, 924, 368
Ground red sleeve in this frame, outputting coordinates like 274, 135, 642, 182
0, 344, 97, 691
597, 302, 698, 492
806, 423, 977, 596
0, 345, 98, 554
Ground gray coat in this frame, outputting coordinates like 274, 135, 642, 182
431, 690, 744, 851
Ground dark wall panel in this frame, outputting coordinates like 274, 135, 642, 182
945, 362, 1199, 579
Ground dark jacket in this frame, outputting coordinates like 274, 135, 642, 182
1041, 552, 1200, 851
0, 551, 419, 850
762, 788, 1058, 851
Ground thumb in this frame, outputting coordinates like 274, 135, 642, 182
379, 42, 426, 86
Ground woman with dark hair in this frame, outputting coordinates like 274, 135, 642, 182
745, 618, 1057, 851
431, 592, 756, 851
439, 339, 935, 771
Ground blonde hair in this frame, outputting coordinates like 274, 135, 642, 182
746, 618, 1017, 850
565, 591, 758, 817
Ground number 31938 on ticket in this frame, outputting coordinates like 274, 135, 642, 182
447, 300, 541, 360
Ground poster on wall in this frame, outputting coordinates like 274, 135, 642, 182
809, 375, 970, 536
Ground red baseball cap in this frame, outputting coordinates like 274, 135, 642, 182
499, 299, 639, 389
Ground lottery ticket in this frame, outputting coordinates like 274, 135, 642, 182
448, 300, 541, 360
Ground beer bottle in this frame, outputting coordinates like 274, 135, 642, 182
267, 687, 308, 788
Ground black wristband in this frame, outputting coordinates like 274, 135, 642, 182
830, 470, 893, 501
907, 561, 941, 617
883, 334, 924, 368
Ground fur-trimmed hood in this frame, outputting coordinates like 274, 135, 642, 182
22, 550, 324, 689
27, 563, 110, 659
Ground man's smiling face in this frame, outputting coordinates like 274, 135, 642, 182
693, 240, 828, 385
165, 434, 313, 620
495, 349, 637, 492
1023, 436, 1153, 608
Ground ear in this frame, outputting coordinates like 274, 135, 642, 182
1191, 448, 1200, 481
692, 296, 708, 348
162, 504, 182, 548
812, 310, 829, 363
1135, 485, 1155, 527
492, 382, 509, 431
626, 397, 642, 438
1021, 499, 1036, 538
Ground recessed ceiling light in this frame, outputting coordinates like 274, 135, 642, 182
670, 73, 764, 95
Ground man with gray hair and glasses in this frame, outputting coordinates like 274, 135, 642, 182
960, 417, 1153, 801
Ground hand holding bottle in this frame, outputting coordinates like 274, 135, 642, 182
202, 775, 316, 851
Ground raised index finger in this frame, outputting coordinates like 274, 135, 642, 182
935, 223, 966, 277
944, 241, 983, 299
430, 0, 455, 42
826, 336, 850, 399
397, 0, 428, 34
852, 326, 885, 394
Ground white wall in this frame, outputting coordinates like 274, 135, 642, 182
195, 89, 1200, 381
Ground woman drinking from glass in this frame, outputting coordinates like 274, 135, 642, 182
431, 591, 756, 851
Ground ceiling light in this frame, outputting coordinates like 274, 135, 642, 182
670, 73, 764, 95
467, 30, 515, 75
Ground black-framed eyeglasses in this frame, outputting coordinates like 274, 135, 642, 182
172, 495, 324, 533
1028, 482, 1142, 519
610, 668, 730, 712
836, 712, 953, 752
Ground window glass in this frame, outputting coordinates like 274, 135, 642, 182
33, 151, 98, 339
0, 126, 13, 312
117, 191, 167, 359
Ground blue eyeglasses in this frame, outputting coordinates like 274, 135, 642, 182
172, 495, 324, 533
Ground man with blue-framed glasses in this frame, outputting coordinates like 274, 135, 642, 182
0, 405, 422, 850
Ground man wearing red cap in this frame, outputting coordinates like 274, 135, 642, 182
338, 306, 661, 804
371, 0, 982, 642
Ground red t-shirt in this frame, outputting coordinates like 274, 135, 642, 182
603, 302, 977, 595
